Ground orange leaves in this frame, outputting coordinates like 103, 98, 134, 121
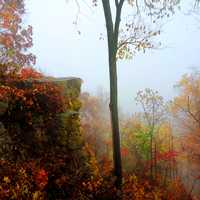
0, 10, 15, 28
0, 86, 25, 105
166, 178, 190, 200
0, 35, 13, 47
99, 155, 113, 176
0, 156, 190, 200
122, 174, 163, 200
14, 88, 25, 99
171, 72, 200, 125
0, 85, 11, 101
82, 178, 103, 193
0, 160, 48, 199
0, 0, 35, 72
20, 67, 43, 80
0, 1, 23, 30
0, 67, 65, 131
171, 72, 200, 177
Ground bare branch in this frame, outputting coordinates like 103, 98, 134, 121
117, 33, 154, 50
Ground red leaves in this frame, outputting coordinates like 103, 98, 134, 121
20, 67, 43, 79
121, 147, 129, 157
156, 150, 179, 161
195, 175, 200, 180
0, 67, 64, 127
35, 169, 48, 190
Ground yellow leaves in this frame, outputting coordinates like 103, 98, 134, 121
123, 175, 149, 200
82, 178, 103, 193
0, 6, 20, 33
171, 72, 200, 129
0, 11, 13, 26
3, 176, 11, 184
32, 191, 43, 200
152, 190, 162, 200
84, 144, 101, 178
177, 73, 200, 95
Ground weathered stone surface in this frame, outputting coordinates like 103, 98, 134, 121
0, 77, 84, 158
50, 77, 84, 150
0, 76, 99, 182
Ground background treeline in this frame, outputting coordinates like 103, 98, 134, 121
81, 70, 200, 199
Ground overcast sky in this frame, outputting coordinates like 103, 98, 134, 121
25, 0, 200, 114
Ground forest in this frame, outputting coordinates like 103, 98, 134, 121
0, 0, 200, 199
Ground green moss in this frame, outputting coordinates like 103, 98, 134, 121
51, 78, 84, 150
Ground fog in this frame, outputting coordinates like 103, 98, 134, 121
1, 1, 200, 198
26, 0, 200, 113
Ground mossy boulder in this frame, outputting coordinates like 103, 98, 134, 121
50, 77, 84, 150
0, 77, 85, 157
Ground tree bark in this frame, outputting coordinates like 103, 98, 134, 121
102, 0, 123, 188
109, 53, 122, 188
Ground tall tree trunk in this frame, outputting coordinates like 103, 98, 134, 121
102, 0, 123, 188
109, 51, 122, 187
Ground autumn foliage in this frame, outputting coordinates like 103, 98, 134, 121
0, 0, 36, 72
0, 0, 199, 199
0, 67, 192, 199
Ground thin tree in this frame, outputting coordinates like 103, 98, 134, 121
135, 88, 166, 179
72, 0, 178, 187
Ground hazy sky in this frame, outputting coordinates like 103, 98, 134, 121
25, 0, 200, 113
